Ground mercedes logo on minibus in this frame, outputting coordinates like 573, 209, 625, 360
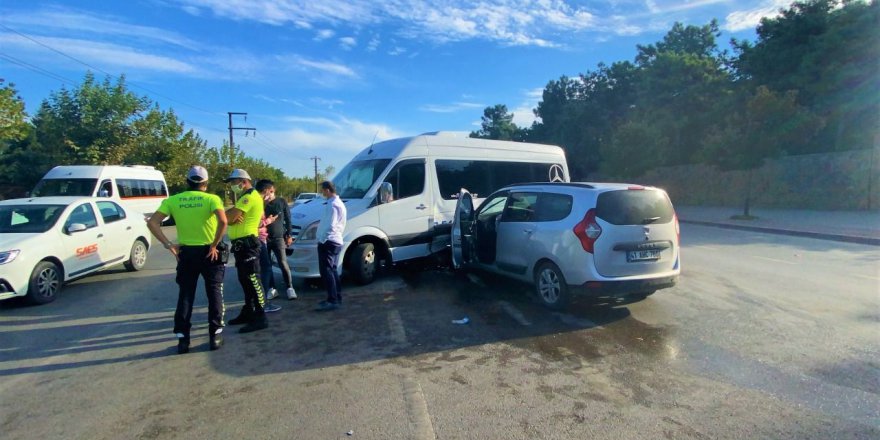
548, 164, 565, 182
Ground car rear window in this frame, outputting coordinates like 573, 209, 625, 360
596, 189, 673, 225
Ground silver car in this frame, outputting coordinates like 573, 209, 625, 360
452, 182, 680, 309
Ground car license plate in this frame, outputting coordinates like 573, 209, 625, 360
627, 249, 661, 262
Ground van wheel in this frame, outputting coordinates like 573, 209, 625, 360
348, 242, 377, 285
27, 261, 62, 305
124, 239, 148, 271
534, 262, 570, 310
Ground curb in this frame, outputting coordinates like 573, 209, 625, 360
679, 219, 880, 246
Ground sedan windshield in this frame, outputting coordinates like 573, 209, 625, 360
332, 159, 392, 199
32, 178, 97, 197
0, 205, 66, 233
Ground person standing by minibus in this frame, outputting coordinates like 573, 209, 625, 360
146, 166, 228, 354
315, 180, 346, 311
225, 169, 269, 333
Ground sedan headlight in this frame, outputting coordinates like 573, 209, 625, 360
0, 250, 21, 265
298, 221, 320, 242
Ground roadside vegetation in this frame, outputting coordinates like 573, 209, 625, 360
0, 75, 329, 202
471, 0, 878, 214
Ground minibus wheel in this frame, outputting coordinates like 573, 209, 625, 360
348, 242, 377, 285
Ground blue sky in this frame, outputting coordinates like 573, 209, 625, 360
1, 0, 793, 179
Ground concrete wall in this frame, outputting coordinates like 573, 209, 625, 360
595, 148, 880, 211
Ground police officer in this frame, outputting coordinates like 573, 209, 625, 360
147, 166, 228, 354
224, 169, 269, 333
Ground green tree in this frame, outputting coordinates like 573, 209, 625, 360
0, 80, 29, 143
702, 86, 823, 216
470, 104, 523, 141
733, 0, 879, 152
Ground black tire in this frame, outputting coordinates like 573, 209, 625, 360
124, 239, 148, 272
534, 262, 570, 310
27, 261, 62, 305
347, 242, 377, 285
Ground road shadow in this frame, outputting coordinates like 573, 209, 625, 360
208, 265, 669, 378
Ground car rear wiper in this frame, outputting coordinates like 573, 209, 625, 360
641, 216, 661, 224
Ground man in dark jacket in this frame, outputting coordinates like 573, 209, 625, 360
256, 179, 297, 300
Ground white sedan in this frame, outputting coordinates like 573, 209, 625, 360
0, 196, 152, 305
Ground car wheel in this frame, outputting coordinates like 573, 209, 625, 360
347, 242, 377, 285
534, 262, 570, 310
124, 239, 148, 271
27, 261, 62, 305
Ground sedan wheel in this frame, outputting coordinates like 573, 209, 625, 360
28, 261, 62, 305
124, 240, 148, 272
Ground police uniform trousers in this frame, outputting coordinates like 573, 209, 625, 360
233, 236, 266, 314
174, 245, 226, 337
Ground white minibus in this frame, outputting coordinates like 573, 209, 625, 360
32, 165, 169, 219
288, 132, 570, 285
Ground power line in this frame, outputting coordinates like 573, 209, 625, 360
0, 52, 78, 86
0, 23, 223, 117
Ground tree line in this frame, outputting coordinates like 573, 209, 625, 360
0, 73, 330, 201
471, 0, 878, 190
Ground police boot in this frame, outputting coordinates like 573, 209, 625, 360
177, 336, 190, 354
228, 305, 254, 325
239, 313, 268, 333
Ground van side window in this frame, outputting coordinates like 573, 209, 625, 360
436, 160, 567, 200
384, 160, 425, 200
534, 193, 573, 222
96, 201, 126, 224
116, 179, 168, 198
65, 203, 98, 229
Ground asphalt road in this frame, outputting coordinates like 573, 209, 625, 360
0, 224, 877, 439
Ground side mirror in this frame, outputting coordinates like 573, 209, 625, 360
66, 223, 87, 234
378, 182, 393, 204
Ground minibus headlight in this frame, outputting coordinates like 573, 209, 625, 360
298, 221, 320, 242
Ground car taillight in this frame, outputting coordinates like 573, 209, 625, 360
573, 209, 601, 253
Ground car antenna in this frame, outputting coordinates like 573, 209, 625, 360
367, 131, 378, 155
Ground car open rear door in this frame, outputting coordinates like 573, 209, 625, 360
451, 189, 475, 269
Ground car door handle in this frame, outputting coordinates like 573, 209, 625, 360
416, 204, 427, 210
523, 228, 534, 234
126, 226, 132, 230
97, 234, 104, 238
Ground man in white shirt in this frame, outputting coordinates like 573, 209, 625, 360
315, 180, 347, 311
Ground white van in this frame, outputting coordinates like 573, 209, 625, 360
32, 165, 169, 219
288, 132, 570, 285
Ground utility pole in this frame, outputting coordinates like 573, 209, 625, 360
311, 156, 321, 193
227, 112, 256, 168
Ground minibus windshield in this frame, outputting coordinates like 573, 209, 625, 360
32, 179, 98, 197
332, 159, 391, 199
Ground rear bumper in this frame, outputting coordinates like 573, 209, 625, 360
574, 275, 678, 296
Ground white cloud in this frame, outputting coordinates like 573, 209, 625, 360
724, 0, 792, 31
269, 115, 404, 152
388, 46, 406, 56
339, 36, 357, 50
3, 7, 202, 50
315, 29, 335, 41
173, 0, 600, 47
311, 98, 344, 109
510, 87, 544, 127
366, 36, 380, 52
275, 55, 359, 78
0, 34, 197, 74
419, 102, 484, 113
